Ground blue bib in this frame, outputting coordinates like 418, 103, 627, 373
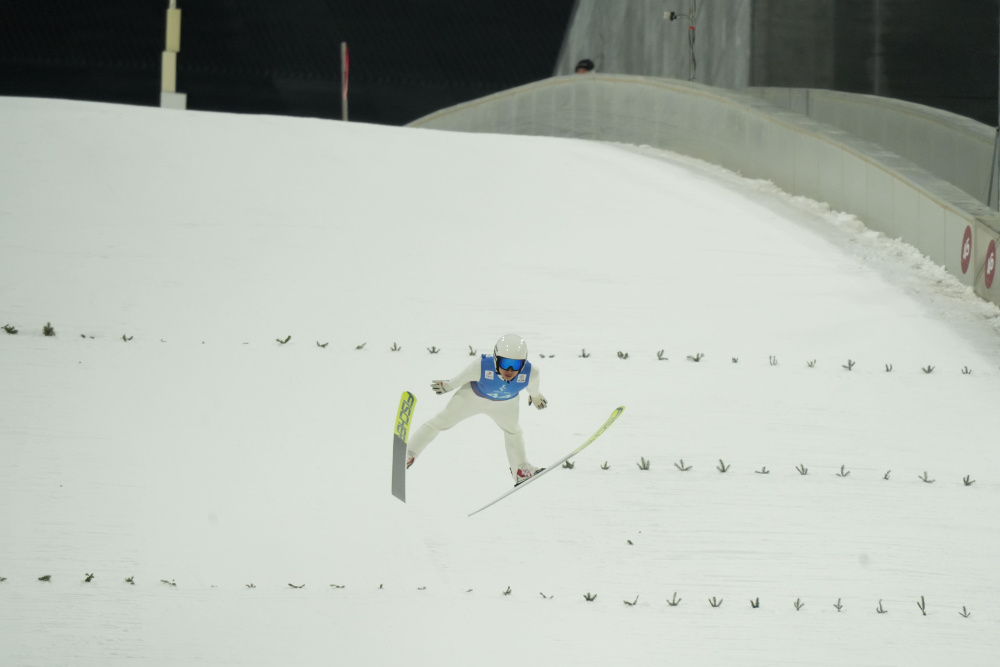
470, 354, 532, 401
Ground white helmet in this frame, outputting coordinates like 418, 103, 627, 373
494, 333, 528, 373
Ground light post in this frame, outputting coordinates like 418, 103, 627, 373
665, 1, 698, 82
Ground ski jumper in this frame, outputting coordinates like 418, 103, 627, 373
407, 355, 540, 472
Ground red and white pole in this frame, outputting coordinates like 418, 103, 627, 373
341, 42, 349, 121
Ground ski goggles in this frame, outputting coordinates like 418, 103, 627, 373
497, 357, 525, 372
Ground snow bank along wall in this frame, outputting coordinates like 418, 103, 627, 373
408, 74, 1000, 309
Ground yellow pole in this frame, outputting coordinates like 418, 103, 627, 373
161, 1, 186, 109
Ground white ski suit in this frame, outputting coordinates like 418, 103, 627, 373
407, 354, 545, 475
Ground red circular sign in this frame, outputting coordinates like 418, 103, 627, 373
986, 240, 997, 289
961, 226, 972, 274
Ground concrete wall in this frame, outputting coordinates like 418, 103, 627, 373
557, 0, 999, 125
409, 75, 1000, 307
554, 0, 752, 88
748, 87, 998, 207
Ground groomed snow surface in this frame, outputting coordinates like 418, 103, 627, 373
2, 97, 999, 666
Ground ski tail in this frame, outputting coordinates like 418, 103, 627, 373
391, 391, 417, 502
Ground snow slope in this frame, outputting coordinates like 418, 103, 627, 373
1, 97, 999, 666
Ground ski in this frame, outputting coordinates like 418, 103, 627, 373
391, 391, 417, 502
468, 405, 624, 516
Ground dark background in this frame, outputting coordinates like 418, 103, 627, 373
0, 0, 576, 126
1, 1, 997, 126
752, 0, 999, 124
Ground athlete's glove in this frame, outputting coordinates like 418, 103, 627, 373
431, 380, 451, 395
529, 393, 548, 410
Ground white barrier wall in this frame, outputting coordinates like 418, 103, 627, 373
747, 87, 997, 208
409, 75, 1000, 307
